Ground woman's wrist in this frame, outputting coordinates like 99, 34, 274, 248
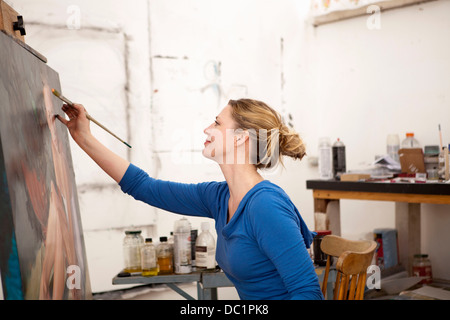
74, 131, 94, 150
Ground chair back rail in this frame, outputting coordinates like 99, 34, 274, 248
320, 235, 377, 300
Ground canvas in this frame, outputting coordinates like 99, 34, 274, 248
0, 31, 91, 299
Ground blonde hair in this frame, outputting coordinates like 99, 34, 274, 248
228, 99, 306, 169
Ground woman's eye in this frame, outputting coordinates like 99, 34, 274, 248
214, 120, 219, 126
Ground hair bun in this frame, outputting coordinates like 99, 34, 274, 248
278, 124, 306, 161
229, 98, 306, 169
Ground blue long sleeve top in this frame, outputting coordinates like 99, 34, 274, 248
119, 163, 324, 300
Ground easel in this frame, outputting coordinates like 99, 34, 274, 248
0, 2, 91, 300
0, 0, 25, 41
0, 0, 47, 63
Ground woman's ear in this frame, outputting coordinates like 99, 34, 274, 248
234, 130, 249, 147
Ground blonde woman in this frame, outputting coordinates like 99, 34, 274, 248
57, 98, 323, 300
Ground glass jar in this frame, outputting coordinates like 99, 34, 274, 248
412, 254, 432, 285
123, 230, 144, 273
313, 230, 332, 266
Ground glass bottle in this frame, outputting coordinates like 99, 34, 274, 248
168, 231, 175, 270
191, 229, 198, 270
412, 254, 432, 285
168, 231, 174, 246
141, 238, 158, 276
313, 230, 332, 266
123, 230, 144, 273
157, 236, 173, 275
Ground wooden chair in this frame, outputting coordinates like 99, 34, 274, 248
320, 235, 377, 300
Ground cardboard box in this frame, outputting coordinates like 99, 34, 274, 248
398, 148, 425, 174
340, 173, 371, 181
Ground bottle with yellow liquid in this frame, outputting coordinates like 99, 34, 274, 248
157, 236, 173, 275
141, 238, 158, 276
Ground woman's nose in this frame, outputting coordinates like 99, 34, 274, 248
204, 123, 213, 135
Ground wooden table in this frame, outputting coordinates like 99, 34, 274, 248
306, 180, 450, 274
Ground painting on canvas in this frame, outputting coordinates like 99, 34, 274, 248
0, 31, 91, 300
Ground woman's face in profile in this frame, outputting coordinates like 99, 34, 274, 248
202, 104, 241, 164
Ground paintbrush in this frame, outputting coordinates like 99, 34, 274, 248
52, 89, 132, 148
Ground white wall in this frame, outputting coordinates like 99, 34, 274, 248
7, 0, 450, 293
308, 0, 450, 282
9, 0, 156, 292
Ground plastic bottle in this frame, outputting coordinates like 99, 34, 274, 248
123, 230, 144, 273
318, 137, 333, 180
401, 133, 420, 149
156, 236, 173, 275
195, 222, 216, 270
332, 138, 346, 179
386, 134, 400, 162
141, 238, 158, 276
173, 218, 192, 274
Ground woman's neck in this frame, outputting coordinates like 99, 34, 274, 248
219, 163, 264, 205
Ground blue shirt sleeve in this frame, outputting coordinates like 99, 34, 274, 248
247, 190, 323, 300
118, 163, 218, 219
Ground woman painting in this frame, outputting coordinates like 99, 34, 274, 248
56, 98, 323, 300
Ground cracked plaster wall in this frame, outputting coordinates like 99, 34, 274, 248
5, 0, 450, 293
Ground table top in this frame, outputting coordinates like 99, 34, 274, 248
306, 179, 450, 196
112, 270, 232, 288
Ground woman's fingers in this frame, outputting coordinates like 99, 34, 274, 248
58, 103, 89, 136
71, 103, 86, 113
55, 114, 69, 126
61, 104, 78, 120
